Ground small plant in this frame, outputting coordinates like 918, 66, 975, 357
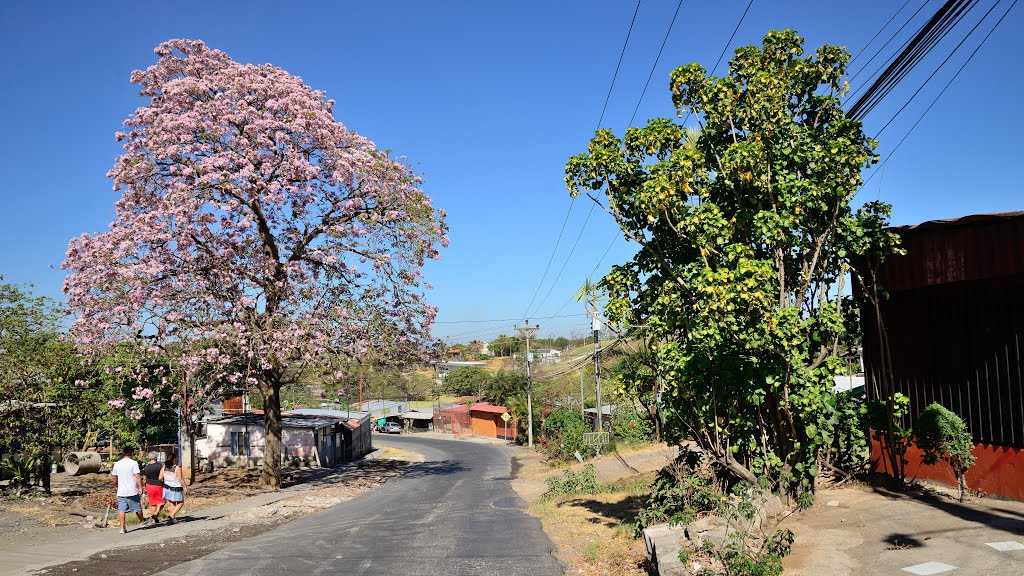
915, 403, 976, 502
867, 392, 912, 481
634, 455, 720, 535
2, 455, 36, 487
541, 464, 601, 500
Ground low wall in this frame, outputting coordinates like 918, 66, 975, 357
871, 437, 1024, 500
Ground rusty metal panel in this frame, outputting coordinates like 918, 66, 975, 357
860, 212, 1024, 448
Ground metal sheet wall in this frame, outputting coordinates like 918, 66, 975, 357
860, 212, 1024, 447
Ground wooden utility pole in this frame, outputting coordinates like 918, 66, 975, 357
515, 321, 540, 448
592, 305, 603, 434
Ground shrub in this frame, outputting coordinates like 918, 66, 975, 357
634, 455, 720, 535
540, 408, 593, 462
1, 455, 36, 486
610, 404, 654, 445
915, 403, 976, 501
541, 464, 600, 500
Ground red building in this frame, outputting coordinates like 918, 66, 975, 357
858, 212, 1024, 499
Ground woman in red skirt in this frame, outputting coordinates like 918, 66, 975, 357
142, 452, 166, 526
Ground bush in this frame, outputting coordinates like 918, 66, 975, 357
541, 464, 601, 500
1, 455, 36, 486
610, 404, 654, 445
540, 408, 593, 462
822, 391, 870, 474
634, 454, 720, 535
915, 403, 976, 501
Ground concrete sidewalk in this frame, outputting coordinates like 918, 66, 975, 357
782, 484, 1024, 575
0, 462, 378, 576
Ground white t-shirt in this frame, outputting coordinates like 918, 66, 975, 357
111, 457, 140, 497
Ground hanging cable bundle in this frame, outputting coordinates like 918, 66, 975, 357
847, 0, 980, 122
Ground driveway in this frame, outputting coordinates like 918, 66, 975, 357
782, 484, 1024, 575
159, 435, 563, 576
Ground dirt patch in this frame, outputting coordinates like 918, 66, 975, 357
33, 521, 284, 576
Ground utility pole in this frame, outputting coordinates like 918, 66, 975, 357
580, 370, 585, 419
515, 320, 540, 448
592, 309, 603, 434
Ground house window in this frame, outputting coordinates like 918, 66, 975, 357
230, 431, 250, 456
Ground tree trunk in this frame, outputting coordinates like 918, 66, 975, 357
260, 381, 283, 489
188, 427, 197, 485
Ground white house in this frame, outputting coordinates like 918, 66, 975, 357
197, 410, 372, 468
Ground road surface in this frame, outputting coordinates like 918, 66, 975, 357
159, 435, 563, 576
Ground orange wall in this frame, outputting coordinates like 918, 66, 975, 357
871, 438, 1024, 500
471, 413, 497, 437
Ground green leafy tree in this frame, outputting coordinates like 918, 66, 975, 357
488, 334, 522, 357
443, 366, 491, 396
915, 403, 976, 502
565, 30, 900, 494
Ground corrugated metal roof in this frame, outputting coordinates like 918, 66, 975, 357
205, 413, 340, 429
469, 403, 508, 414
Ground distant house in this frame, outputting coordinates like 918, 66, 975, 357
400, 408, 435, 432
583, 405, 614, 431
197, 409, 371, 468
355, 400, 410, 424
534, 348, 561, 364
433, 361, 488, 382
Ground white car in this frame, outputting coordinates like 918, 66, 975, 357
381, 422, 402, 434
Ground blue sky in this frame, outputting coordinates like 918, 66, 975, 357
1, 0, 1020, 343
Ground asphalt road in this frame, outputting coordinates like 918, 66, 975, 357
158, 435, 563, 576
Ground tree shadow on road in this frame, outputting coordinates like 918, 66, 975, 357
568, 494, 647, 528
401, 459, 467, 479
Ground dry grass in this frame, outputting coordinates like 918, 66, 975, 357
527, 473, 656, 575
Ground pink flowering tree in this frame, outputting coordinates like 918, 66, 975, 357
63, 39, 448, 488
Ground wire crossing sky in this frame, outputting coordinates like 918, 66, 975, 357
1, 0, 1020, 342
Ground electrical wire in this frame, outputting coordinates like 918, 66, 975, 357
847, 0, 980, 122
680, 0, 755, 127
524, 201, 597, 319
519, 0, 641, 321
628, 0, 685, 127
847, 0, 915, 70
846, 0, 933, 94
862, 0, 1019, 187
597, 0, 643, 129
874, 0, 1003, 138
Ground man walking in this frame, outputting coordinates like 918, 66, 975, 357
142, 452, 165, 526
110, 446, 145, 534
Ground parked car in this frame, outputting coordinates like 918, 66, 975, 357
381, 422, 402, 434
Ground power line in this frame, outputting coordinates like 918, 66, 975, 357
847, 0, 915, 69
533, 232, 622, 320
847, 0, 981, 122
628, 0, 685, 127
520, 0, 641, 320
681, 0, 754, 127
521, 202, 575, 317
435, 313, 586, 325
525, 202, 596, 319
846, 0, 932, 93
597, 0, 643, 130
875, 0, 1003, 138
863, 0, 1018, 187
